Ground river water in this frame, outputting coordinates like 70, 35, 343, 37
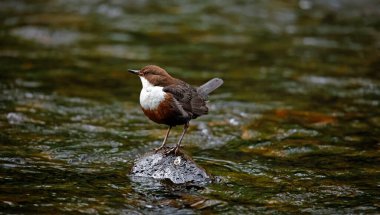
1, 0, 379, 214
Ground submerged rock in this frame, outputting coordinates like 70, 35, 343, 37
130, 148, 211, 184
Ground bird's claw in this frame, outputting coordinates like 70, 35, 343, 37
154, 146, 164, 153
164, 146, 180, 156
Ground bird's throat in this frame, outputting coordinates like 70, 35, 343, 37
139, 77, 166, 110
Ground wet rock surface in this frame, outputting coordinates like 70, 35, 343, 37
130, 148, 212, 184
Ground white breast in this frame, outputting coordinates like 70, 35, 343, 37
139, 77, 166, 110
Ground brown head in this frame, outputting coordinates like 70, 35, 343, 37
128, 65, 175, 87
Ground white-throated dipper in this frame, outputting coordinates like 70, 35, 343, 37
129, 65, 223, 155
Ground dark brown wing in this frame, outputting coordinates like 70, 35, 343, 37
163, 81, 208, 119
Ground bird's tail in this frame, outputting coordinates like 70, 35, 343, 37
197, 78, 223, 99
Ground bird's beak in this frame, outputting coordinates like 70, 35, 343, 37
128, 69, 140, 75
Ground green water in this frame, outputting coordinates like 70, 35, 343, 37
1, 0, 379, 214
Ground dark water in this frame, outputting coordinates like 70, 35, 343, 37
1, 0, 379, 214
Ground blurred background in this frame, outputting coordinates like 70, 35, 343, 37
0, 0, 379, 214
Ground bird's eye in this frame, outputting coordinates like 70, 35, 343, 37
145, 70, 154, 76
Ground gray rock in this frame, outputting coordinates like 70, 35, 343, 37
130, 148, 212, 184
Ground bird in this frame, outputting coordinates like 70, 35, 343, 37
128, 65, 223, 155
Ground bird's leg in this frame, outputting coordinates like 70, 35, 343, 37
166, 122, 189, 155
155, 126, 172, 153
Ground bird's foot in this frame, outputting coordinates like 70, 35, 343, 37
164, 146, 180, 156
154, 146, 165, 153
